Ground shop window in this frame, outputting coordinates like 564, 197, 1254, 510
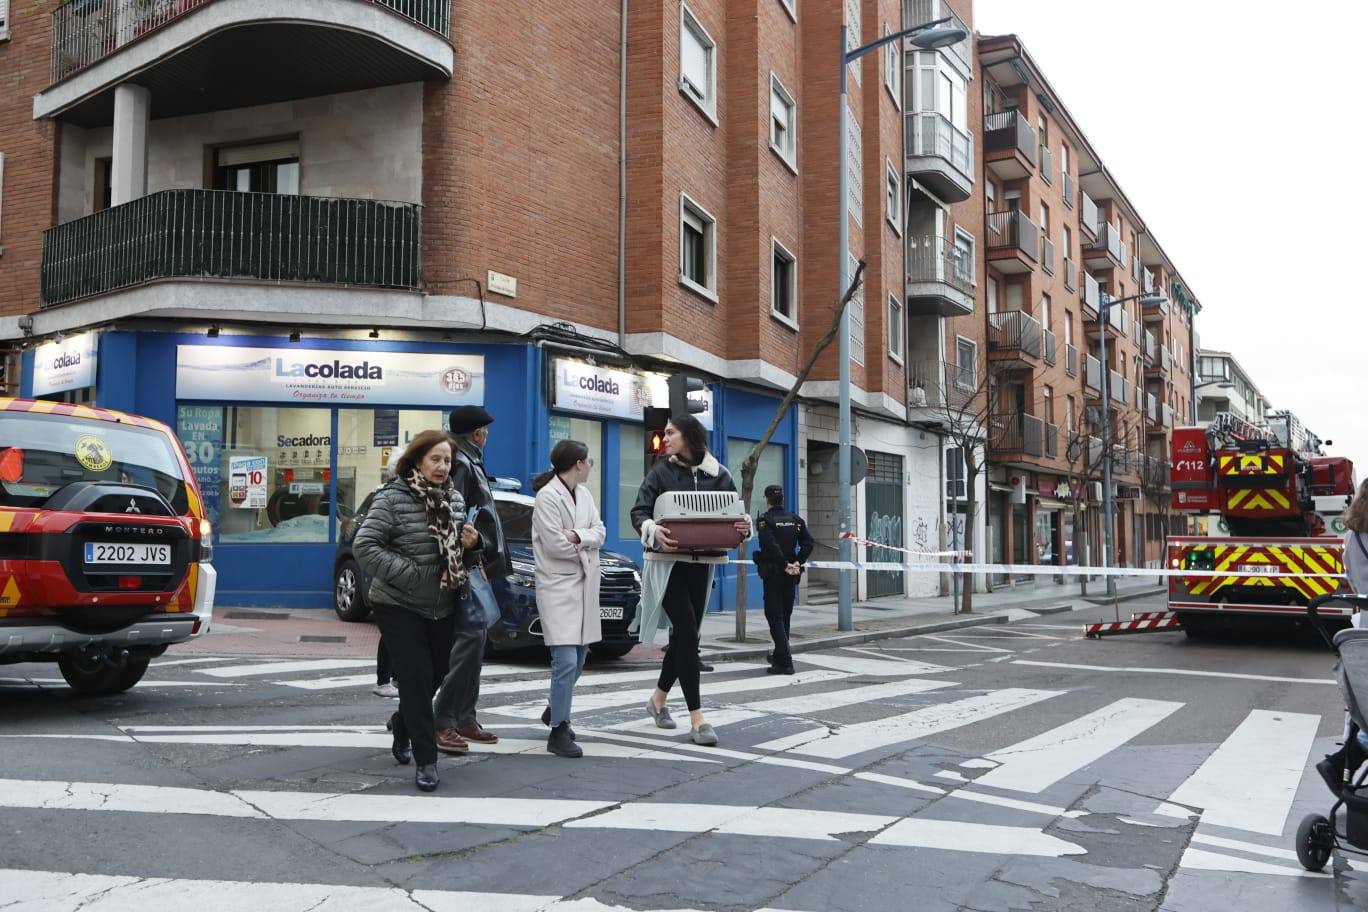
336, 409, 448, 535
549, 414, 603, 509
216, 407, 331, 543
726, 439, 785, 514
619, 425, 645, 538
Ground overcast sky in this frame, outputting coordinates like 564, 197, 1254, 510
975, 0, 1365, 466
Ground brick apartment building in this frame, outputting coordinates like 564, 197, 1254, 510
0, 0, 1198, 609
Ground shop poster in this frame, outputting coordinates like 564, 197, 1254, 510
228, 456, 268, 509
176, 405, 223, 528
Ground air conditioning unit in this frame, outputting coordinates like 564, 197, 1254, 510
1087, 482, 1104, 501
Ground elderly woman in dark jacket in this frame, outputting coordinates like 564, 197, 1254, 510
354, 429, 482, 792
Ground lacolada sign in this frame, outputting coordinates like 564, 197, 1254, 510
32, 332, 99, 396
176, 345, 485, 406
552, 358, 712, 428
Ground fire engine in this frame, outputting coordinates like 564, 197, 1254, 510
1166, 411, 1356, 633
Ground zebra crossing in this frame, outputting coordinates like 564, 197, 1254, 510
1, 636, 1346, 907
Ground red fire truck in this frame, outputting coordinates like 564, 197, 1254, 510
1166, 413, 1356, 634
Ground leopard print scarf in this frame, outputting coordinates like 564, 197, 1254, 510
405, 469, 466, 590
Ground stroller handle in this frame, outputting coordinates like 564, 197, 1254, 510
1308, 592, 1368, 649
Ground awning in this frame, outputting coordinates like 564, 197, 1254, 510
989, 483, 1013, 494
1036, 498, 1071, 511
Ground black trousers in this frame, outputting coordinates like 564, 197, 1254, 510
762, 570, 797, 669
656, 562, 710, 711
372, 603, 456, 766
376, 636, 393, 686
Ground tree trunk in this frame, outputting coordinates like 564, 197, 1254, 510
1074, 504, 1089, 597
960, 462, 978, 614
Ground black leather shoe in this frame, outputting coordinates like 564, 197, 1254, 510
698, 660, 715, 673
416, 763, 440, 792
766, 664, 795, 676
389, 713, 411, 765
541, 706, 576, 740
547, 722, 583, 759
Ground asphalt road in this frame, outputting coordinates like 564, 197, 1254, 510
2, 594, 1364, 911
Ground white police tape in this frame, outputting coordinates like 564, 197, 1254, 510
731, 558, 1347, 582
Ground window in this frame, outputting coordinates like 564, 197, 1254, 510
1066, 395, 1076, 433
1061, 142, 1070, 178
727, 440, 785, 514
679, 193, 717, 299
846, 106, 862, 225
845, 0, 861, 83
986, 179, 997, 208
946, 446, 966, 499
335, 409, 464, 541
885, 162, 900, 232
952, 229, 975, 286
1043, 385, 1054, 425
884, 25, 901, 108
0, 0, 8, 40
770, 74, 796, 167
619, 426, 644, 536
986, 277, 998, 314
1062, 223, 1072, 261
680, 4, 717, 120
1040, 294, 1052, 330
771, 238, 796, 325
1064, 310, 1074, 346
1039, 202, 1050, 238
0, 152, 5, 245
549, 415, 603, 509
94, 157, 113, 213
888, 294, 904, 363
213, 140, 300, 194
777, 0, 796, 21
847, 252, 865, 364
955, 337, 977, 390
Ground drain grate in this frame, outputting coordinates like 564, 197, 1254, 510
222, 610, 291, 621
299, 635, 347, 644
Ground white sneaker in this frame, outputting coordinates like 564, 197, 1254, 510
373, 682, 399, 698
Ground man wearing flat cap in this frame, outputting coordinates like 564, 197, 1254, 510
754, 484, 813, 675
434, 404, 505, 754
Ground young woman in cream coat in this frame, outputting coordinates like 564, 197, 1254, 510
531, 439, 606, 758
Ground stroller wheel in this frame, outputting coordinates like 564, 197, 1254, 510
1296, 813, 1334, 872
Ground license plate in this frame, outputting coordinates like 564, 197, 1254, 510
84, 542, 172, 565
600, 606, 624, 620
1237, 564, 1280, 575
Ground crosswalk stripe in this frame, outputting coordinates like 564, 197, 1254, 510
798, 654, 951, 676
605, 707, 768, 733
491, 669, 851, 720
0, 776, 1080, 855
0, 678, 240, 689
968, 698, 1184, 793
1178, 846, 1327, 879
199, 659, 377, 678
1163, 709, 1321, 835
739, 678, 957, 716
759, 688, 1063, 759
275, 673, 382, 691
150, 656, 238, 668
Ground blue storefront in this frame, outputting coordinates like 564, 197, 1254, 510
21, 329, 796, 612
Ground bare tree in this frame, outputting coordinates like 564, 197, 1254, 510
1061, 400, 1138, 596
730, 261, 868, 642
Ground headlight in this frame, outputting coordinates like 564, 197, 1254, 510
631, 569, 642, 586
509, 559, 536, 587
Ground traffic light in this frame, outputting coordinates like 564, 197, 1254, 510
644, 407, 670, 461
667, 372, 708, 421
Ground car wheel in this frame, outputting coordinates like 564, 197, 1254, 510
57, 655, 150, 695
589, 643, 636, 660
334, 559, 370, 622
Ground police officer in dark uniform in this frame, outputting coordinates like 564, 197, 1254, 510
755, 484, 813, 675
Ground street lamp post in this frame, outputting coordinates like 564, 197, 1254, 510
1097, 290, 1166, 596
836, 17, 965, 631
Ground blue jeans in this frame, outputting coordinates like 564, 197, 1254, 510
549, 644, 589, 727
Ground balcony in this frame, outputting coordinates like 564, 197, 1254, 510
1039, 235, 1055, 275
1146, 392, 1158, 422
1081, 271, 1101, 317
1142, 457, 1169, 489
907, 359, 980, 420
905, 112, 975, 203
1142, 267, 1156, 295
985, 210, 1039, 274
1042, 329, 1057, 366
1084, 355, 1102, 394
988, 310, 1043, 366
1062, 172, 1075, 209
1146, 345, 1173, 378
39, 0, 453, 125
42, 189, 421, 306
1084, 223, 1126, 270
1084, 296, 1125, 338
1045, 423, 1059, 459
1109, 370, 1125, 405
1065, 343, 1078, 378
1064, 258, 1077, 292
1142, 293, 1170, 322
905, 235, 975, 316
1079, 190, 1099, 239
984, 110, 1036, 180
990, 412, 1045, 459
1163, 404, 1175, 428
1143, 329, 1158, 364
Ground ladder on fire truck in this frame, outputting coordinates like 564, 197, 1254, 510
1206, 412, 1277, 450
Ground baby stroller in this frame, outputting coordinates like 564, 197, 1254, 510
1297, 592, 1368, 871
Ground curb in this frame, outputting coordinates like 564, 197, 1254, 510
699, 613, 1006, 662
1081, 587, 1167, 606
1030, 605, 1076, 616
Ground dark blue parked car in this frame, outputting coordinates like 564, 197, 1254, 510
334, 488, 641, 659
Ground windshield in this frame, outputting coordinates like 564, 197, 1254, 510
496, 499, 533, 542
0, 411, 189, 512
